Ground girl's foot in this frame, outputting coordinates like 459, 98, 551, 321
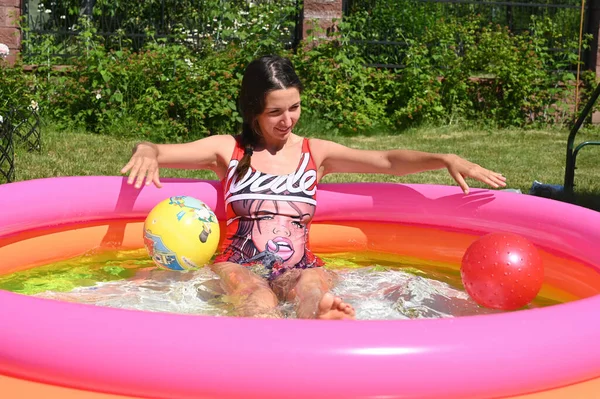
317, 293, 356, 320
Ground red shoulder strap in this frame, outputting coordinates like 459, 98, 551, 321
231, 136, 245, 161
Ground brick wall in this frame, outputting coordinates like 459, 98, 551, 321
0, 0, 20, 65
302, 0, 343, 40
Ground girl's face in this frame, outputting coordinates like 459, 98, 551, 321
256, 88, 301, 144
250, 200, 314, 267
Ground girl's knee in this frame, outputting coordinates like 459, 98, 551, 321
280, 268, 335, 302
210, 263, 280, 317
210, 261, 240, 276
299, 267, 335, 287
211, 262, 269, 293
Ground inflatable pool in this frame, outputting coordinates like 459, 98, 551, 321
1, 176, 600, 399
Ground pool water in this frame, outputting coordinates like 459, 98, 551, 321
0, 249, 560, 319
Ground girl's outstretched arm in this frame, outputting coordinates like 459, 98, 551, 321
310, 138, 506, 194
120, 135, 235, 189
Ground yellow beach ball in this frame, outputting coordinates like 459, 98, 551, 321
143, 196, 220, 271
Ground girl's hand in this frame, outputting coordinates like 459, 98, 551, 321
444, 154, 506, 194
120, 143, 163, 189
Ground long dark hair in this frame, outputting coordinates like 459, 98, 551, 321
235, 55, 303, 178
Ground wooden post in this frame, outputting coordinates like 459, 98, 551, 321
0, 0, 20, 65
301, 0, 343, 41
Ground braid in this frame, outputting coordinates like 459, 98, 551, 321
235, 122, 259, 178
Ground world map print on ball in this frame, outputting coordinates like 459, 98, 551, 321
144, 196, 220, 271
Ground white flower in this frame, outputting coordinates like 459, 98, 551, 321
29, 100, 39, 112
96, 93, 102, 100
0, 115, 3, 124
0, 43, 9, 58
184, 58, 193, 68
45, 9, 51, 14
60, 15, 66, 19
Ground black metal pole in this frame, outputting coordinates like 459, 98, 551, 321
564, 81, 600, 192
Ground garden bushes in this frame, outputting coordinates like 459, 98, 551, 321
1, 9, 592, 141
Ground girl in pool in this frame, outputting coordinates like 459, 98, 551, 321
121, 55, 506, 320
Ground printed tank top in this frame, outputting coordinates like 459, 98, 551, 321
214, 137, 324, 278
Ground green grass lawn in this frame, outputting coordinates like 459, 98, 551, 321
9, 124, 600, 209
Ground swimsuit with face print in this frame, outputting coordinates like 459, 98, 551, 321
214, 137, 323, 279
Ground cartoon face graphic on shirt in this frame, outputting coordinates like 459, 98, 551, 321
231, 198, 315, 268
220, 153, 319, 270
250, 199, 314, 267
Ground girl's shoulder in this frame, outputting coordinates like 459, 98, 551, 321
306, 137, 335, 162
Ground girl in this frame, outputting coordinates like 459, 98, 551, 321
121, 55, 506, 320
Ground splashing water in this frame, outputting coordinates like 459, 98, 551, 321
1, 252, 508, 320
0, 249, 537, 319
37, 266, 230, 316
331, 269, 491, 319
36, 266, 497, 319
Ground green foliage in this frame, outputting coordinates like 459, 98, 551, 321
340, 1, 589, 128
339, 12, 591, 129
7, 1, 594, 139
34, 10, 294, 141
47, 35, 246, 140
460, 21, 549, 126
291, 40, 394, 135
389, 20, 473, 127
22, 0, 298, 60
0, 57, 41, 117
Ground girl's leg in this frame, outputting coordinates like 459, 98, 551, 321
209, 262, 280, 318
272, 268, 355, 320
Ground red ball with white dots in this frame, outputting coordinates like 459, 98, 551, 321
461, 232, 544, 311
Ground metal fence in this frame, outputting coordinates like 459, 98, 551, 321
21, 0, 301, 60
0, 112, 15, 184
342, 0, 586, 69
0, 105, 41, 184
20, 0, 586, 69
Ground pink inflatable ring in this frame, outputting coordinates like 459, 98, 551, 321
1, 176, 600, 399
